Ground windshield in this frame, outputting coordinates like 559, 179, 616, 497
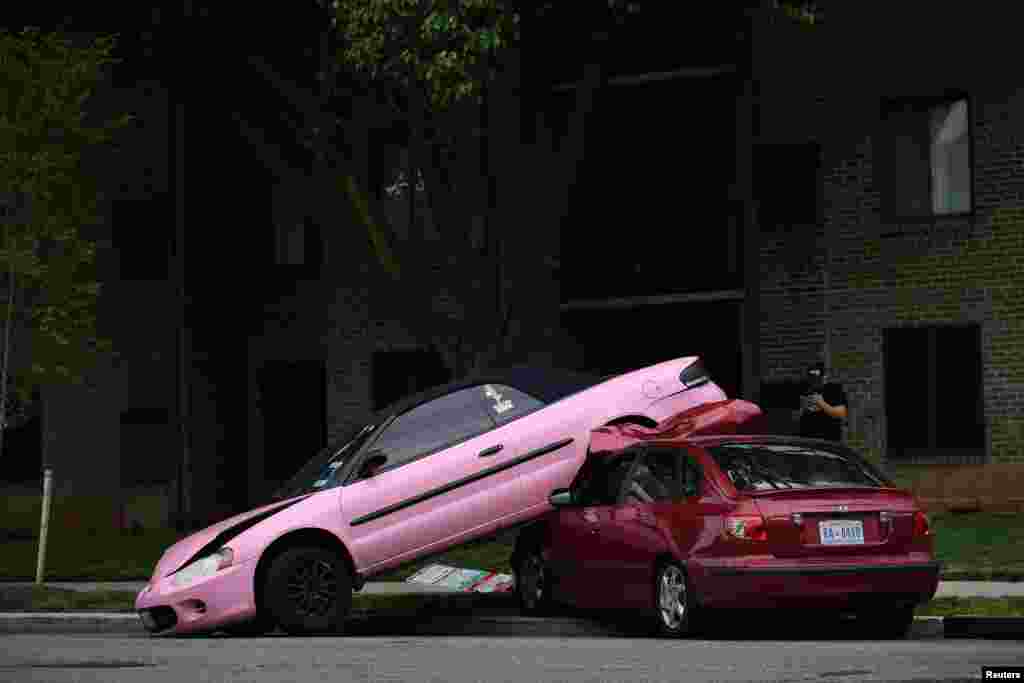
270, 423, 378, 501
706, 443, 890, 492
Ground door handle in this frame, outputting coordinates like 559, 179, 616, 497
589, 526, 600, 535
478, 444, 504, 458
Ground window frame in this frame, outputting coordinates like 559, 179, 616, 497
343, 385, 500, 482
878, 91, 975, 223
883, 323, 987, 464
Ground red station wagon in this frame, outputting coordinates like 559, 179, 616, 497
512, 400, 940, 638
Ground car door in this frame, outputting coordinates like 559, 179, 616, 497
546, 452, 641, 608
483, 383, 591, 517
342, 386, 525, 572
585, 448, 683, 609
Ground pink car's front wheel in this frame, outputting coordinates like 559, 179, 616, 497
264, 546, 353, 635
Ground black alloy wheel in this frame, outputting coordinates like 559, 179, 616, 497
264, 546, 352, 635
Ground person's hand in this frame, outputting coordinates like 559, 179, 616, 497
812, 394, 828, 411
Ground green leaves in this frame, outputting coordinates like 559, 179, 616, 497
0, 27, 122, 401
333, 0, 518, 110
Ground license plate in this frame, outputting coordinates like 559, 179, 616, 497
819, 519, 864, 545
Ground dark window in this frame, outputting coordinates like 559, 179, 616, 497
624, 450, 681, 503
372, 349, 451, 411
574, 453, 639, 506
706, 443, 889, 491
480, 384, 545, 425
365, 386, 496, 472
877, 94, 973, 221
754, 142, 821, 229
884, 325, 985, 462
274, 216, 323, 275
113, 196, 171, 280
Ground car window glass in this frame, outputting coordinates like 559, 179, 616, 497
576, 454, 637, 506
682, 457, 702, 498
624, 451, 680, 503
364, 387, 496, 472
605, 455, 639, 504
706, 443, 886, 491
479, 384, 545, 425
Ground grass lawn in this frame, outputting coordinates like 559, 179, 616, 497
929, 512, 1024, 581
916, 597, 1024, 618
374, 535, 516, 582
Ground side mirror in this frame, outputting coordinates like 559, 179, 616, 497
548, 488, 574, 507
360, 453, 388, 478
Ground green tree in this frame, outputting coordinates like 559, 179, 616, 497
0, 27, 130, 461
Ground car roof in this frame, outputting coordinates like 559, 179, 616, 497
370, 364, 604, 423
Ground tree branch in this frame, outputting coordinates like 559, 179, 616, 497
227, 111, 300, 183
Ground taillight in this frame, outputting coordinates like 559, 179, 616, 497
912, 511, 931, 537
724, 514, 768, 542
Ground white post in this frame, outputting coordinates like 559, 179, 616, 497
35, 467, 54, 584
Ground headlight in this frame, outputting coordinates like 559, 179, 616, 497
171, 547, 234, 588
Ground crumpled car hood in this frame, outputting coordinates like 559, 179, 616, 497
150, 495, 311, 579
590, 399, 766, 455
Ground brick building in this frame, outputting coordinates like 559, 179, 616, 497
753, 6, 1023, 470
7, 4, 1021, 527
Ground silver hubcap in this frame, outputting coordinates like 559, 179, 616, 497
519, 554, 544, 605
658, 565, 687, 630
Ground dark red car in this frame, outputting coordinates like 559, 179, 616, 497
511, 402, 939, 638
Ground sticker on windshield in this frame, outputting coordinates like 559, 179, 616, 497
483, 385, 514, 414
312, 479, 329, 488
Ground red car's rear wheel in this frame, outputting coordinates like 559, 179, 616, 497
652, 561, 701, 637
515, 548, 554, 615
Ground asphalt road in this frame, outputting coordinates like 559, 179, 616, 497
0, 632, 1020, 683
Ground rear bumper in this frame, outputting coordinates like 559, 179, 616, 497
692, 558, 940, 609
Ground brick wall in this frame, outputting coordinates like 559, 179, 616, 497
759, 86, 1024, 465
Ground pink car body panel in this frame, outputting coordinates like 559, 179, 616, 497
136, 355, 726, 635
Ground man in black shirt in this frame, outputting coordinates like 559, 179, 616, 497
797, 364, 848, 441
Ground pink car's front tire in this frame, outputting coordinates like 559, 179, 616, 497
264, 546, 352, 635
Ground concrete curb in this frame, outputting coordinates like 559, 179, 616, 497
0, 612, 1020, 639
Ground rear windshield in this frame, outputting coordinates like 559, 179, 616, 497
706, 443, 891, 491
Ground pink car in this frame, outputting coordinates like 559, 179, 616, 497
135, 357, 726, 636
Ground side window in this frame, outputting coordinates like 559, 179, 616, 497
575, 454, 637, 506
479, 384, 545, 425
363, 388, 496, 472
624, 451, 681, 504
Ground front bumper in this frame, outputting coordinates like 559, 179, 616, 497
135, 557, 259, 636
692, 556, 941, 609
